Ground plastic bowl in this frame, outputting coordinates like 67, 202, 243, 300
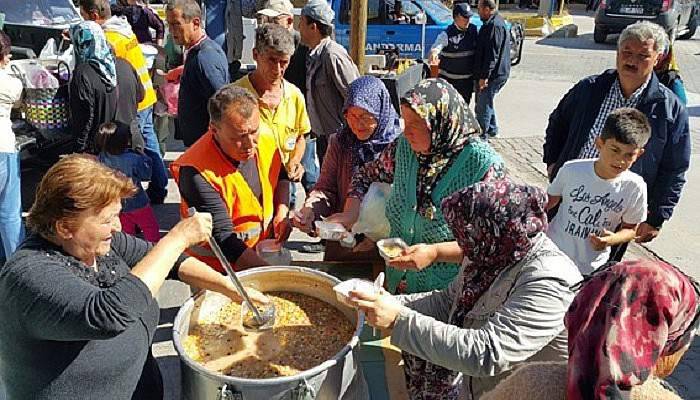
315, 220, 348, 241
376, 238, 408, 261
333, 278, 379, 306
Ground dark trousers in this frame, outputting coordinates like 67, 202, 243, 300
444, 77, 475, 106
608, 242, 629, 263
132, 353, 164, 400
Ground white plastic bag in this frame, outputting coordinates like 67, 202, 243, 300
352, 182, 392, 242
24, 64, 59, 89
39, 38, 75, 71
39, 38, 58, 59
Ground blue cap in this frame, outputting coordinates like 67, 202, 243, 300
454, 2, 474, 18
301, 0, 335, 27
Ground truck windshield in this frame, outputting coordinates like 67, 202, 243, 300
413, 0, 452, 25
0, 0, 81, 26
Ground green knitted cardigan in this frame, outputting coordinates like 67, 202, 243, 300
385, 136, 502, 293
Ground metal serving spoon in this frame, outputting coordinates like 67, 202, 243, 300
188, 208, 275, 330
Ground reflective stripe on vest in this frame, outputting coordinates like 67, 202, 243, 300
170, 131, 281, 272
187, 222, 264, 259
438, 70, 473, 80
439, 50, 474, 58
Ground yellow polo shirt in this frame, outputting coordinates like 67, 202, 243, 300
234, 76, 311, 167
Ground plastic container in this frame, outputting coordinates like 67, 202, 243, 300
315, 221, 348, 241
256, 239, 292, 265
333, 278, 379, 307
376, 238, 408, 261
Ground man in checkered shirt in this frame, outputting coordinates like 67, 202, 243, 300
543, 21, 690, 261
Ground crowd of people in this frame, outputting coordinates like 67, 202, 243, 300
0, 0, 697, 398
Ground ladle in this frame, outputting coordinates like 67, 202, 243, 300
188, 208, 275, 330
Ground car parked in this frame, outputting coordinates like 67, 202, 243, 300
332, 0, 525, 65
594, 0, 698, 43
0, 0, 81, 58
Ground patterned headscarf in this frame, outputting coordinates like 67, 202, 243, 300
401, 78, 481, 217
402, 178, 549, 399
566, 260, 700, 400
70, 21, 117, 88
339, 76, 402, 171
443, 178, 549, 326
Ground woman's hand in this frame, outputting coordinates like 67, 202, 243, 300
388, 243, 438, 271
291, 207, 316, 235
349, 289, 405, 330
169, 212, 213, 248
225, 284, 270, 305
325, 211, 358, 231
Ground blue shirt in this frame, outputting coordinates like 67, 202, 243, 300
99, 151, 152, 212
177, 38, 229, 146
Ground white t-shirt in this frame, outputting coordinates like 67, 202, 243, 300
547, 159, 647, 275
0, 68, 24, 153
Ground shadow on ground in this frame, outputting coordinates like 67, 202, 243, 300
536, 33, 618, 50
689, 105, 700, 118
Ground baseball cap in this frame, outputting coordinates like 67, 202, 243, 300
301, 0, 335, 27
453, 2, 474, 18
257, 0, 294, 17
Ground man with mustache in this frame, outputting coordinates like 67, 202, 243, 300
171, 85, 291, 272
544, 21, 690, 261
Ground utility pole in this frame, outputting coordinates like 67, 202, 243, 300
350, 0, 368, 74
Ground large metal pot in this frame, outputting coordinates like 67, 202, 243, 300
173, 266, 369, 400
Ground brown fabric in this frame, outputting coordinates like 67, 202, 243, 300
481, 361, 682, 400
304, 133, 354, 218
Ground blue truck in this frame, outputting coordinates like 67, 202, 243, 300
331, 0, 524, 65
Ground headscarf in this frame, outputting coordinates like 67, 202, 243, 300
338, 76, 402, 171
402, 178, 549, 399
401, 78, 481, 217
566, 260, 700, 400
443, 178, 548, 326
70, 21, 117, 88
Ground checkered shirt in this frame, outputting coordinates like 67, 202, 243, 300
578, 76, 650, 158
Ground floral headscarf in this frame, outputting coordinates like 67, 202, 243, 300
70, 21, 117, 88
566, 260, 700, 400
444, 178, 548, 326
339, 76, 402, 171
402, 178, 549, 399
401, 78, 481, 217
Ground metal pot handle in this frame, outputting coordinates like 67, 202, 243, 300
291, 379, 317, 400
216, 384, 242, 400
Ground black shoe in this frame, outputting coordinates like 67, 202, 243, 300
299, 242, 325, 253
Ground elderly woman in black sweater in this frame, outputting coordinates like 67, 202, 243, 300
0, 155, 267, 400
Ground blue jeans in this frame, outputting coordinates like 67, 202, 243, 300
137, 107, 168, 200
475, 76, 508, 136
301, 137, 320, 192
0, 152, 24, 262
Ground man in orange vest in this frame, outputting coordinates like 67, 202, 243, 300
171, 85, 292, 272
79, 0, 169, 205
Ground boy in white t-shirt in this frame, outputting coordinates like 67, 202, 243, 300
546, 108, 650, 275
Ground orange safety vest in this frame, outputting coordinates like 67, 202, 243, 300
171, 131, 281, 272
104, 30, 157, 111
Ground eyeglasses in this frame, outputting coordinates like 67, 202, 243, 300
346, 111, 378, 127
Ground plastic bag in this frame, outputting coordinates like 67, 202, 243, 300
24, 64, 59, 89
352, 182, 392, 242
39, 38, 58, 59
39, 38, 75, 71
